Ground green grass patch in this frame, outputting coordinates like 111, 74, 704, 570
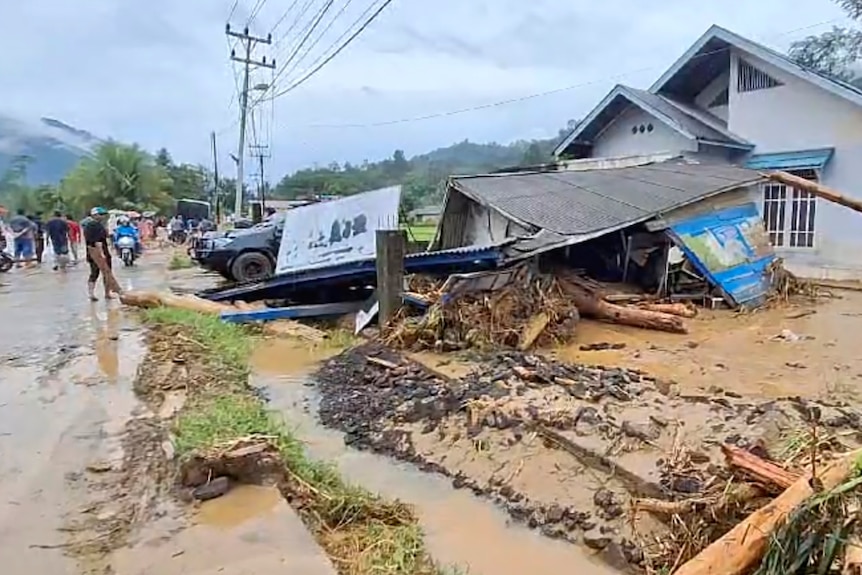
141, 307, 251, 374
145, 309, 454, 575
402, 223, 437, 243
168, 252, 195, 270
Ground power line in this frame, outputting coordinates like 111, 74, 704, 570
271, 0, 302, 34
271, 0, 356, 91
273, 0, 318, 49
265, 0, 394, 101
227, 0, 240, 21
262, 0, 338, 101
276, 17, 844, 128
247, 0, 268, 26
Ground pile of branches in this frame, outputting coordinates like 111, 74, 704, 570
767, 258, 820, 302
635, 419, 862, 575
386, 268, 579, 351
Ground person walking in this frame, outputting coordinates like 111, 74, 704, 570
8, 209, 36, 267
45, 210, 70, 271
31, 212, 45, 264
66, 214, 82, 263
82, 207, 116, 301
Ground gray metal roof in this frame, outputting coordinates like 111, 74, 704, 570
450, 159, 763, 236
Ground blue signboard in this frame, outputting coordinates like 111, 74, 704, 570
668, 202, 776, 307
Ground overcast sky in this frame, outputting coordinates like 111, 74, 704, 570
0, 0, 853, 181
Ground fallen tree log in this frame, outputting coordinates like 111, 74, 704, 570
721, 444, 800, 492
87, 246, 124, 296
636, 302, 698, 318
765, 171, 862, 214
673, 448, 862, 575
120, 290, 327, 342
560, 273, 688, 334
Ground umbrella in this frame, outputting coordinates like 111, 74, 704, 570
126, 210, 141, 218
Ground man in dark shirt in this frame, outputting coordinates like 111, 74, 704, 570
31, 212, 45, 264
45, 210, 70, 271
82, 207, 114, 301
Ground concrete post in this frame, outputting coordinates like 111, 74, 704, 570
375, 229, 406, 328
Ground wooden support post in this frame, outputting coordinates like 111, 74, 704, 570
375, 229, 405, 328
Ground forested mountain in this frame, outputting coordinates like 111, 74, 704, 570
271, 126, 573, 211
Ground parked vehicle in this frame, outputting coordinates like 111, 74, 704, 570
192, 214, 283, 283
116, 235, 136, 267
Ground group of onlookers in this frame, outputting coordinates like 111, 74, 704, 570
0, 208, 81, 270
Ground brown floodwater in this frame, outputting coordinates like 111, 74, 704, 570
257, 366, 621, 575
551, 291, 862, 401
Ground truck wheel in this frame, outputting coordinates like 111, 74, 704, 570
231, 251, 273, 283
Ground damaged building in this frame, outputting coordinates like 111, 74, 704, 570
433, 157, 775, 308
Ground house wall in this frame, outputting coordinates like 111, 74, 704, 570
694, 71, 730, 122
592, 104, 697, 158
728, 49, 862, 279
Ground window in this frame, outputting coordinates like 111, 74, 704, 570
738, 59, 783, 93
761, 170, 817, 248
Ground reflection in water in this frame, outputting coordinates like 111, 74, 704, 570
251, 338, 341, 376
261, 371, 619, 575
195, 484, 282, 529
91, 305, 120, 382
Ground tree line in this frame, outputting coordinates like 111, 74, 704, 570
0, 142, 242, 219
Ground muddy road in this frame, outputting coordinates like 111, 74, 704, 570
0, 255, 166, 573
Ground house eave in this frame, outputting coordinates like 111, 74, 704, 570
698, 138, 755, 151
651, 24, 862, 109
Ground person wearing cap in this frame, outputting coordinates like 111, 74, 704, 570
82, 207, 115, 301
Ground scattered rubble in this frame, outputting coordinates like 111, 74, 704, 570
314, 342, 862, 572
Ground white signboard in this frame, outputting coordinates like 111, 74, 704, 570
275, 185, 402, 274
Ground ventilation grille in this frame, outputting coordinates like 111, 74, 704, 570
737, 59, 783, 93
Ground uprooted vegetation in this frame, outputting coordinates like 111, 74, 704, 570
138, 308, 452, 575
314, 341, 862, 573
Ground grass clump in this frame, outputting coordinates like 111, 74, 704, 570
145, 309, 452, 575
168, 252, 195, 270
142, 307, 251, 374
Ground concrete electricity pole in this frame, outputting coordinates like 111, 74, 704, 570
225, 24, 274, 218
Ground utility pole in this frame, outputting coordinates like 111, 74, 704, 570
210, 131, 220, 223
225, 24, 274, 219
249, 144, 269, 214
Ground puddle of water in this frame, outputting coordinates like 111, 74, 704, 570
549, 295, 862, 401
259, 370, 620, 575
195, 484, 282, 529
251, 338, 341, 376
114, 486, 335, 575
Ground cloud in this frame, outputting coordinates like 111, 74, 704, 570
0, 0, 854, 179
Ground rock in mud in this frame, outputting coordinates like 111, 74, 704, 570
192, 476, 230, 501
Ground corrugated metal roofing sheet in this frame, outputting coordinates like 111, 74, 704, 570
451, 159, 764, 236
745, 148, 834, 171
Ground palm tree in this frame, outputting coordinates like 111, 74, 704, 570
61, 141, 172, 214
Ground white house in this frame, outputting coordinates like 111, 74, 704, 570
554, 25, 862, 280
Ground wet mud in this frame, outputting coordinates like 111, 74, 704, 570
313, 341, 862, 570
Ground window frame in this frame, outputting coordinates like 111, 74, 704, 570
759, 169, 818, 250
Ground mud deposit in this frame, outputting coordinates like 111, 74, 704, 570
316, 343, 862, 570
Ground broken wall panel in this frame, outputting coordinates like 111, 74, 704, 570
668, 202, 775, 307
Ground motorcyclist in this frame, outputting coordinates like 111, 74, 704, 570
113, 215, 142, 256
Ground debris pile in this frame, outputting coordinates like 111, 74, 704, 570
315, 343, 862, 573
385, 265, 696, 352
766, 258, 821, 302
386, 267, 580, 351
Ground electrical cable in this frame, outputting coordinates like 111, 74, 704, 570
274, 17, 844, 127
247, 0, 268, 26
266, 0, 394, 101
271, 0, 302, 35
269, 0, 356, 94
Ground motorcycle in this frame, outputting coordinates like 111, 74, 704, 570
0, 251, 12, 273
116, 235, 137, 267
